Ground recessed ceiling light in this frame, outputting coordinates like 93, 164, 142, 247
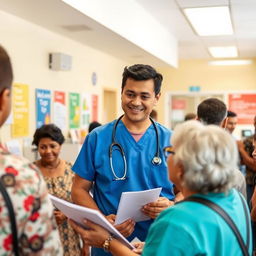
208, 60, 253, 66
183, 6, 233, 36
208, 46, 238, 58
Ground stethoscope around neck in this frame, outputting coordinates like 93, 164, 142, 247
109, 115, 162, 181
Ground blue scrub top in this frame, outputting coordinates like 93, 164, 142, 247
72, 119, 174, 243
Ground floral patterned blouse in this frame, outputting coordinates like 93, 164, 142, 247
40, 162, 81, 256
0, 145, 63, 255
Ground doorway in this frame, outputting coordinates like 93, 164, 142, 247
103, 89, 117, 123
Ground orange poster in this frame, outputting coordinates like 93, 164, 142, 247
92, 94, 98, 122
228, 93, 256, 124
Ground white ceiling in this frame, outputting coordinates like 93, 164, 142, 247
0, 0, 256, 67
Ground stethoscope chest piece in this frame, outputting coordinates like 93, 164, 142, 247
152, 156, 162, 165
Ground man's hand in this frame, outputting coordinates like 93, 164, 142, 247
142, 197, 174, 219
106, 214, 135, 237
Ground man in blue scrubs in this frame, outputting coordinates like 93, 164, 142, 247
71, 64, 179, 255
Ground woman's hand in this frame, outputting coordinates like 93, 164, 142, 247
54, 210, 67, 225
69, 219, 109, 248
132, 242, 145, 254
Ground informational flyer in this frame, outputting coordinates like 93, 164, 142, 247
69, 92, 80, 129
11, 83, 29, 137
228, 93, 256, 124
92, 94, 98, 122
35, 89, 51, 128
81, 93, 91, 129
53, 91, 66, 130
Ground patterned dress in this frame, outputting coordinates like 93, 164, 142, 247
41, 162, 81, 256
0, 144, 62, 256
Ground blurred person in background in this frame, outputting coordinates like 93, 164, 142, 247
184, 112, 196, 121
226, 110, 238, 135
88, 121, 102, 133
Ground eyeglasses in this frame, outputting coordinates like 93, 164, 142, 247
163, 146, 175, 158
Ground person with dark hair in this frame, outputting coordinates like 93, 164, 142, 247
226, 110, 238, 134
184, 112, 196, 121
0, 46, 62, 255
88, 121, 102, 133
197, 98, 246, 198
72, 64, 181, 256
32, 124, 84, 256
197, 98, 227, 125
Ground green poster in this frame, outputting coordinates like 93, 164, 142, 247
69, 92, 80, 129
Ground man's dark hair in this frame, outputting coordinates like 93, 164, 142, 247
197, 98, 227, 125
227, 110, 237, 118
0, 45, 13, 93
121, 64, 163, 95
88, 121, 101, 133
32, 124, 65, 147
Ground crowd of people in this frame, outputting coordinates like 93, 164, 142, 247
0, 44, 255, 256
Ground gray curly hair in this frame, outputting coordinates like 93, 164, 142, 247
172, 120, 238, 194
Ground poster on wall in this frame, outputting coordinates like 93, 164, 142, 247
69, 92, 80, 129
81, 93, 91, 129
92, 94, 99, 122
53, 91, 66, 130
36, 89, 51, 128
228, 93, 256, 124
11, 83, 29, 137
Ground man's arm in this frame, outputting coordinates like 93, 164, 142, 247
237, 141, 256, 171
71, 174, 99, 210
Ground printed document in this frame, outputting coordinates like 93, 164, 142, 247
115, 187, 162, 225
49, 195, 134, 249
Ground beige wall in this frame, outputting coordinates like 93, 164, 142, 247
157, 59, 256, 129
0, 10, 128, 143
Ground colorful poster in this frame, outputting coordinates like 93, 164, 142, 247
69, 93, 80, 129
53, 91, 66, 130
36, 89, 51, 128
81, 93, 91, 129
11, 84, 29, 137
92, 94, 99, 122
228, 93, 256, 124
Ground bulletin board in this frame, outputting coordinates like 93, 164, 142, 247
228, 93, 256, 124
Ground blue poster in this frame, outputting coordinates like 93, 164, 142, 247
36, 89, 51, 128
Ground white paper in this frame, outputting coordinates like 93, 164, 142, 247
115, 187, 162, 225
49, 195, 134, 249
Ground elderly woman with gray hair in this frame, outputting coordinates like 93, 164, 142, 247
70, 120, 252, 256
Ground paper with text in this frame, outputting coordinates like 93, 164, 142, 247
49, 195, 134, 249
115, 187, 162, 225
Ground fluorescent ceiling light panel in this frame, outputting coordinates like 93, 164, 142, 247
208, 46, 238, 58
208, 60, 253, 66
183, 6, 233, 36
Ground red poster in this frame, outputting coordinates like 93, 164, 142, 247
54, 91, 65, 104
228, 94, 256, 124
92, 94, 98, 121
172, 99, 186, 109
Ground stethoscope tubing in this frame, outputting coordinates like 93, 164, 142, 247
109, 115, 161, 181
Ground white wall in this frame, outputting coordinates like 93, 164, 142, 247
0, 10, 128, 142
